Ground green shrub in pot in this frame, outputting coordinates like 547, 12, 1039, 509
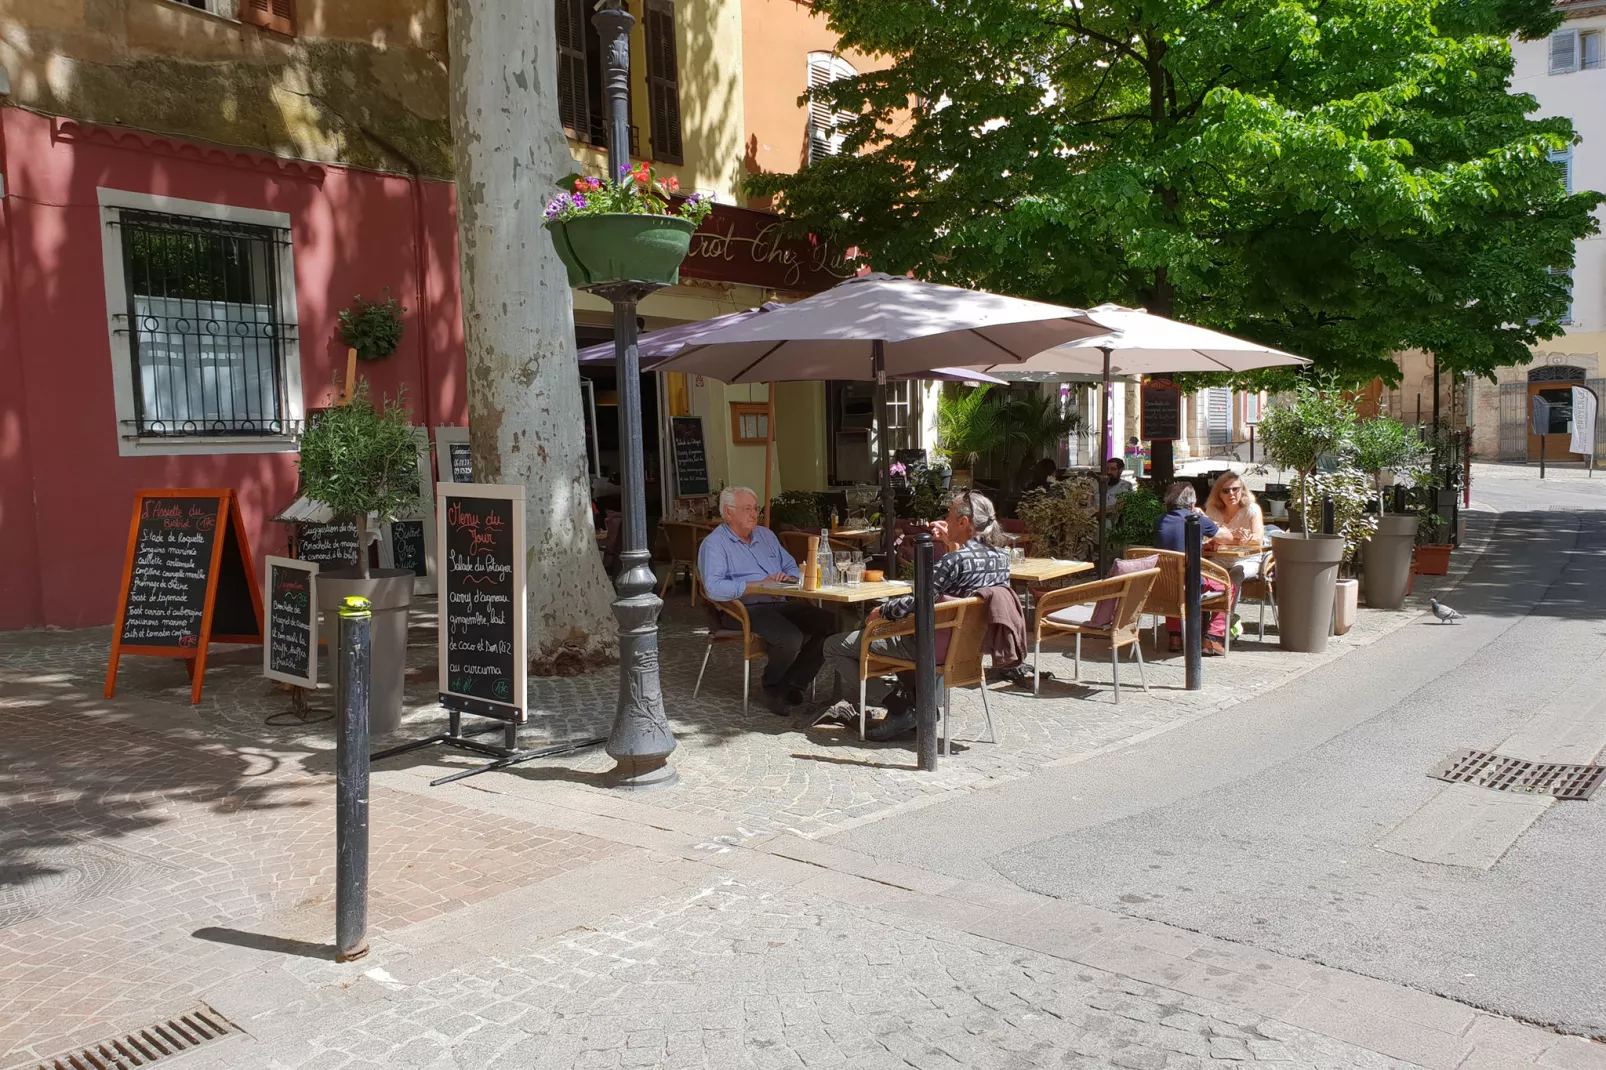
1352, 416, 1430, 515
1255, 380, 1357, 530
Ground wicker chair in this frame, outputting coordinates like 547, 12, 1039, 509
1123, 547, 1236, 653
692, 581, 767, 714
1033, 568, 1160, 703
853, 595, 993, 752
658, 521, 705, 603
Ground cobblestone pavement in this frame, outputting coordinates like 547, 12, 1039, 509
11, 510, 1598, 1068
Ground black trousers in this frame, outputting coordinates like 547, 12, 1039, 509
741, 602, 837, 692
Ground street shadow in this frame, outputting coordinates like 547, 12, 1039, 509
191, 927, 335, 961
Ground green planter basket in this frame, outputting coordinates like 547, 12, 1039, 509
545, 214, 697, 288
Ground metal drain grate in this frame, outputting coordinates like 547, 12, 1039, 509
34, 1005, 240, 1069
1432, 749, 1606, 801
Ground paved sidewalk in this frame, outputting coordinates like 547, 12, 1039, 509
10, 508, 1601, 1068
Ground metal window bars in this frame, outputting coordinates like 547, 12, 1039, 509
109, 209, 298, 438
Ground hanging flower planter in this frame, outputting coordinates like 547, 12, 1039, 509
543, 163, 712, 290
546, 214, 698, 288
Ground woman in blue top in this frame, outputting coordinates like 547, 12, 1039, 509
1154, 482, 1230, 656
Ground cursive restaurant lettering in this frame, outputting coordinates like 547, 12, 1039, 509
679, 205, 857, 292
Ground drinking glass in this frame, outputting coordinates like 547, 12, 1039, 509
846, 563, 864, 586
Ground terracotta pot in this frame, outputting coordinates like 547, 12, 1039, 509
1361, 514, 1417, 610
544, 214, 696, 288
1415, 544, 1453, 576
1269, 532, 1345, 653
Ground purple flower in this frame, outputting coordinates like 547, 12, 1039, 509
543, 196, 567, 220
572, 193, 588, 209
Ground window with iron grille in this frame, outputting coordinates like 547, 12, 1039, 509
99, 190, 304, 454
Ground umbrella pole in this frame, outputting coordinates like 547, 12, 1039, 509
873, 340, 896, 569
763, 382, 776, 527
1096, 349, 1111, 573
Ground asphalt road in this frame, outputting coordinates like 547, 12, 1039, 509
832, 466, 1606, 1037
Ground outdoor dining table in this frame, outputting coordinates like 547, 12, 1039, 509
744, 578, 912, 604
827, 527, 882, 543
1008, 558, 1095, 585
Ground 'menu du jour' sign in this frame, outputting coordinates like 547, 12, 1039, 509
437, 483, 527, 723
105, 489, 264, 705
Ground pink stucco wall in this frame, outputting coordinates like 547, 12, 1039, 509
0, 107, 467, 630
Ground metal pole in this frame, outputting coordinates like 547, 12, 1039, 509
912, 532, 939, 770
1184, 515, 1202, 691
874, 340, 896, 569
595, 0, 676, 789
1321, 493, 1335, 536
1248, 425, 1255, 464
335, 595, 371, 962
1540, 434, 1547, 479
1096, 349, 1111, 573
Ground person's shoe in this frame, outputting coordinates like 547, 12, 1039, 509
864, 711, 917, 742
1203, 638, 1226, 657
763, 688, 794, 716
785, 686, 807, 708
1168, 635, 1183, 653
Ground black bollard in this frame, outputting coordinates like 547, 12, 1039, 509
912, 532, 939, 770
1184, 514, 1203, 691
335, 595, 372, 962
1321, 494, 1335, 536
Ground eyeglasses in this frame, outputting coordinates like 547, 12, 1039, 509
1223, 486, 1244, 496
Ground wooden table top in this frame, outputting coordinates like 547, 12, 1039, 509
745, 579, 912, 604
827, 527, 882, 542
1206, 543, 1268, 559
1009, 558, 1095, 583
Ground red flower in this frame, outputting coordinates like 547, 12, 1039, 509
663, 176, 680, 192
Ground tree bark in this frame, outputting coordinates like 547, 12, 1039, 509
448, 0, 618, 673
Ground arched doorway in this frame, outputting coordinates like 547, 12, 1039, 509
1527, 365, 1587, 462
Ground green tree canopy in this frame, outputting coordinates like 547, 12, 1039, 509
752, 0, 1600, 384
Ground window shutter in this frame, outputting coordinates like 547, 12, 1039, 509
1550, 30, 1579, 74
1549, 147, 1574, 192
645, 0, 683, 163
806, 53, 856, 164
238, 0, 293, 34
555, 0, 591, 140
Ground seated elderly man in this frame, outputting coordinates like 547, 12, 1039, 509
697, 486, 836, 715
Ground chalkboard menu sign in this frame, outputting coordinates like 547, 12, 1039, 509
450, 443, 474, 483
671, 416, 710, 497
438, 483, 526, 721
1141, 378, 1182, 441
389, 520, 429, 577
296, 521, 360, 568
264, 556, 318, 687
105, 489, 264, 705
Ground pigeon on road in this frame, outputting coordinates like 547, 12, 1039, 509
1430, 599, 1465, 624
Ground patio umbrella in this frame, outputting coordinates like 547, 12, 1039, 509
964, 305, 1312, 568
655, 274, 1107, 560
576, 302, 1005, 521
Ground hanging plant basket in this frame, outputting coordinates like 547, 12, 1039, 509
545, 214, 697, 289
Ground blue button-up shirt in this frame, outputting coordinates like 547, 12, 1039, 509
697, 523, 800, 603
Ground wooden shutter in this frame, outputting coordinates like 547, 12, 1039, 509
238, 0, 294, 35
806, 53, 856, 164
645, 0, 683, 164
1550, 30, 1578, 74
555, 0, 591, 140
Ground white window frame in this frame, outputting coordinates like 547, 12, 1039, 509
98, 187, 304, 457
1585, 29, 1605, 71
163, 0, 239, 19
1549, 145, 1574, 192
806, 52, 858, 164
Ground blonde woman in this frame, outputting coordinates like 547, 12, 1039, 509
1204, 472, 1266, 582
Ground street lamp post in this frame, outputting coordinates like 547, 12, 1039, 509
592, 0, 677, 789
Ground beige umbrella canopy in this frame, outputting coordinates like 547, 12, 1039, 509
965, 305, 1313, 568
656, 274, 1107, 559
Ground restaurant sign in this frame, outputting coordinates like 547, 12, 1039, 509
680, 204, 858, 293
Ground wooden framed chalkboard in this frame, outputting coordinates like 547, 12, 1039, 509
1141, 378, 1182, 441
104, 488, 264, 704
437, 483, 527, 722
435, 426, 473, 484
264, 556, 318, 687
670, 416, 710, 497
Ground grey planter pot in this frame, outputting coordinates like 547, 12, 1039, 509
1361, 514, 1417, 610
317, 568, 415, 737
1269, 532, 1345, 653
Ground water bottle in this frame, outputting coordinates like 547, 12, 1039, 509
817, 529, 836, 586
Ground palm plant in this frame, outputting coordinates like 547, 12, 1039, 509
934, 385, 1005, 470
994, 391, 1082, 486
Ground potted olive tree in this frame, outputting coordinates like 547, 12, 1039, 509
1256, 382, 1354, 653
543, 164, 713, 287
298, 382, 425, 734
1353, 416, 1430, 609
